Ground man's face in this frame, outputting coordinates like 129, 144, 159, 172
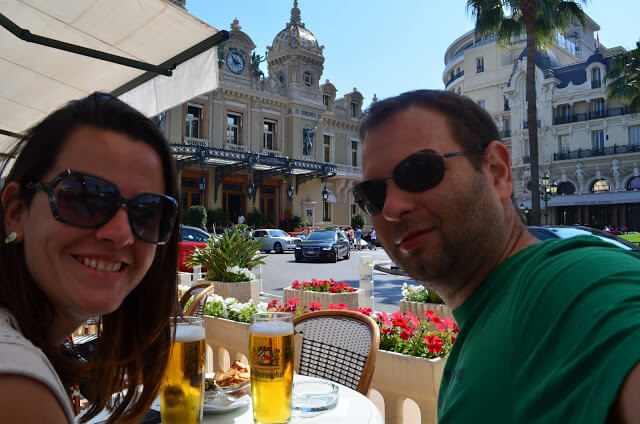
361, 106, 505, 296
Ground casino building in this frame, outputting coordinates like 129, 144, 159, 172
443, 15, 640, 230
159, 1, 365, 229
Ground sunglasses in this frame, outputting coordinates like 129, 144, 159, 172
353, 148, 485, 216
26, 169, 178, 244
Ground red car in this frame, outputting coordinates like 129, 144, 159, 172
178, 225, 212, 272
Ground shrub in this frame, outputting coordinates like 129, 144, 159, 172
184, 205, 207, 228
208, 208, 230, 230
247, 208, 267, 228
351, 213, 366, 230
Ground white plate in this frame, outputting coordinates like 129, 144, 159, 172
203, 393, 251, 413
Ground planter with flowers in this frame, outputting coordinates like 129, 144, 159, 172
399, 283, 455, 323
187, 228, 267, 303
282, 279, 360, 310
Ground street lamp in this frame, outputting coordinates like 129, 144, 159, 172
321, 186, 329, 202
286, 184, 295, 200
540, 173, 557, 225
519, 203, 531, 225
247, 181, 255, 198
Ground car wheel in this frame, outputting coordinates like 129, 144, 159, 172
332, 247, 338, 263
274, 242, 283, 254
295, 256, 302, 262
344, 248, 350, 260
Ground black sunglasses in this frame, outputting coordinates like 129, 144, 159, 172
353, 148, 485, 216
26, 169, 178, 244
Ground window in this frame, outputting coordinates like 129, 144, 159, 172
628, 176, 640, 191
350, 102, 358, 118
629, 126, 640, 146
323, 94, 330, 107
323, 201, 331, 222
558, 104, 571, 122
263, 119, 277, 150
504, 96, 510, 111
476, 57, 484, 73
226, 112, 242, 144
591, 130, 605, 150
351, 140, 358, 166
186, 104, 204, 138
323, 135, 332, 162
591, 68, 601, 88
478, 100, 485, 109
503, 118, 511, 137
303, 71, 312, 87
591, 98, 605, 118
592, 179, 610, 193
351, 204, 357, 216
558, 135, 570, 153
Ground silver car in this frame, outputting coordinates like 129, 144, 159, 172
251, 229, 299, 253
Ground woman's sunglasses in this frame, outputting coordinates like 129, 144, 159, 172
26, 169, 178, 244
353, 148, 485, 216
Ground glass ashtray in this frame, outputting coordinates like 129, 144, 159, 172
291, 381, 339, 412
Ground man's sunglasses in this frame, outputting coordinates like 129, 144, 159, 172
353, 148, 485, 216
26, 169, 178, 244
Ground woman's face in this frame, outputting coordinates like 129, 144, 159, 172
14, 126, 165, 324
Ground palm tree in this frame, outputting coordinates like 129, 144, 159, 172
605, 41, 640, 112
467, 0, 585, 225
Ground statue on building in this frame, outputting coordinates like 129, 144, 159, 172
251, 51, 267, 80
574, 161, 587, 192
609, 159, 624, 190
302, 126, 317, 156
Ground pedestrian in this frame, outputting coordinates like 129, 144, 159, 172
0, 93, 180, 423
355, 89, 640, 423
347, 227, 355, 249
370, 228, 377, 250
355, 226, 362, 250
237, 214, 245, 225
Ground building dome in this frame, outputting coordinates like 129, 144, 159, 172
268, 1, 323, 56
586, 48, 605, 66
517, 47, 561, 70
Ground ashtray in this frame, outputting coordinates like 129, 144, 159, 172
291, 381, 339, 413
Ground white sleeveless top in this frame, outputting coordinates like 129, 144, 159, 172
0, 307, 75, 423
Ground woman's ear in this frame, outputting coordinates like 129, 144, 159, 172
2, 182, 28, 242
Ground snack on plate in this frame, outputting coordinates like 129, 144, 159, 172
214, 360, 250, 387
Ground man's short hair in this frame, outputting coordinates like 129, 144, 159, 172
359, 90, 501, 170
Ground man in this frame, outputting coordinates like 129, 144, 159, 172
369, 228, 377, 250
355, 90, 640, 423
355, 226, 362, 250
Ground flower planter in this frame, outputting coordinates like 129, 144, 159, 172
198, 279, 260, 304
282, 286, 360, 310
370, 350, 447, 424
399, 299, 455, 323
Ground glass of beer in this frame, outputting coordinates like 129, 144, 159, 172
160, 316, 205, 424
249, 312, 294, 423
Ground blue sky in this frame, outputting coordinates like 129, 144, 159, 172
187, 0, 639, 107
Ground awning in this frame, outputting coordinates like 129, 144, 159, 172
548, 191, 640, 206
0, 0, 226, 152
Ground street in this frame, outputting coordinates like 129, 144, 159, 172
254, 248, 420, 313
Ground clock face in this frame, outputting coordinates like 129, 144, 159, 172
277, 71, 286, 87
226, 50, 245, 74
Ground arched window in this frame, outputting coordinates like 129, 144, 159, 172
557, 181, 575, 195
628, 176, 640, 191
592, 179, 610, 193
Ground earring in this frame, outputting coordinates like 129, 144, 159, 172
4, 232, 17, 244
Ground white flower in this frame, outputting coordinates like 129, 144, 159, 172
256, 302, 268, 313
229, 302, 244, 313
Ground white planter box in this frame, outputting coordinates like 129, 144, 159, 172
282, 287, 360, 310
198, 279, 260, 304
399, 300, 455, 323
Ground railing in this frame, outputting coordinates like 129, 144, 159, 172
592, 80, 602, 89
183, 136, 209, 147
523, 156, 530, 164
262, 148, 284, 157
445, 70, 464, 87
553, 106, 633, 125
335, 163, 362, 177
224, 143, 249, 152
553, 144, 640, 161
502, 129, 511, 138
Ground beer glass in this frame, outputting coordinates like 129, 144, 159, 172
249, 312, 294, 423
160, 316, 205, 424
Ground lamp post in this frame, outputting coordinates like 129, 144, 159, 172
540, 173, 558, 225
286, 184, 294, 201
321, 186, 329, 202
519, 203, 530, 225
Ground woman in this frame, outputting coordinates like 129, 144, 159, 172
0, 93, 181, 423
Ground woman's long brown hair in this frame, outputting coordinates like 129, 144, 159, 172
0, 93, 181, 423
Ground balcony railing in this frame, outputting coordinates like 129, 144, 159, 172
553, 144, 640, 161
591, 80, 602, 89
523, 156, 530, 164
502, 129, 511, 138
224, 143, 249, 152
445, 70, 464, 87
553, 106, 633, 125
183, 136, 209, 147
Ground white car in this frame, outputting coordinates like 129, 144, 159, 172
251, 229, 299, 253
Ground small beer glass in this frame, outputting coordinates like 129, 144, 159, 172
160, 316, 205, 424
249, 312, 294, 423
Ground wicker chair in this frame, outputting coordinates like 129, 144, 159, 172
293, 310, 380, 395
180, 282, 215, 317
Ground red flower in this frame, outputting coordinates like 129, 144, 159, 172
308, 301, 322, 311
391, 317, 408, 329
285, 298, 301, 312
292, 280, 301, 289
267, 299, 280, 310
328, 303, 349, 310
376, 312, 391, 327
443, 317, 455, 330
425, 334, 444, 353
356, 307, 372, 316
453, 322, 459, 333
451, 336, 456, 344
399, 328, 412, 340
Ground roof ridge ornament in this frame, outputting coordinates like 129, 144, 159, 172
290, 0, 302, 26
231, 18, 241, 31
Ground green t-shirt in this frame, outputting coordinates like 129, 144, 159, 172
438, 236, 640, 423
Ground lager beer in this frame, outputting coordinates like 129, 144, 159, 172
161, 317, 205, 424
249, 313, 294, 423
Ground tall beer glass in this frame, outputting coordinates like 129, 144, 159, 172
160, 316, 205, 424
249, 312, 294, 423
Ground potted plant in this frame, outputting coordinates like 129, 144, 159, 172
399, 283, 455, 323
186, 228, 267, 303
282, 278, 360, 310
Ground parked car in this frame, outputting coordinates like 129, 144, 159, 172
295, 230, 350, 263
251, 229, 299, 253
528, 226, 640, 253
178, 225, 213, 272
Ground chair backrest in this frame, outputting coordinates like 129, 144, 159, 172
293, 310, 380, 394
180, 282, 214, 317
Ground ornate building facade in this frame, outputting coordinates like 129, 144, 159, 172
161, 1, 364, 228
443, 15, 640, 230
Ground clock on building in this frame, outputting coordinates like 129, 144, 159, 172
277, 71, 287, 87
226, 49, 245, 74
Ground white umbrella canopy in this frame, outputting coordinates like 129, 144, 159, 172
0, 0, 225, 152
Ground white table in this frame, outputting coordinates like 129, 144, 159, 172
80, 375, 383, 424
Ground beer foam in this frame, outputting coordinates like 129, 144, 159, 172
175, 324, 205, 342
250, 321, 294, 336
